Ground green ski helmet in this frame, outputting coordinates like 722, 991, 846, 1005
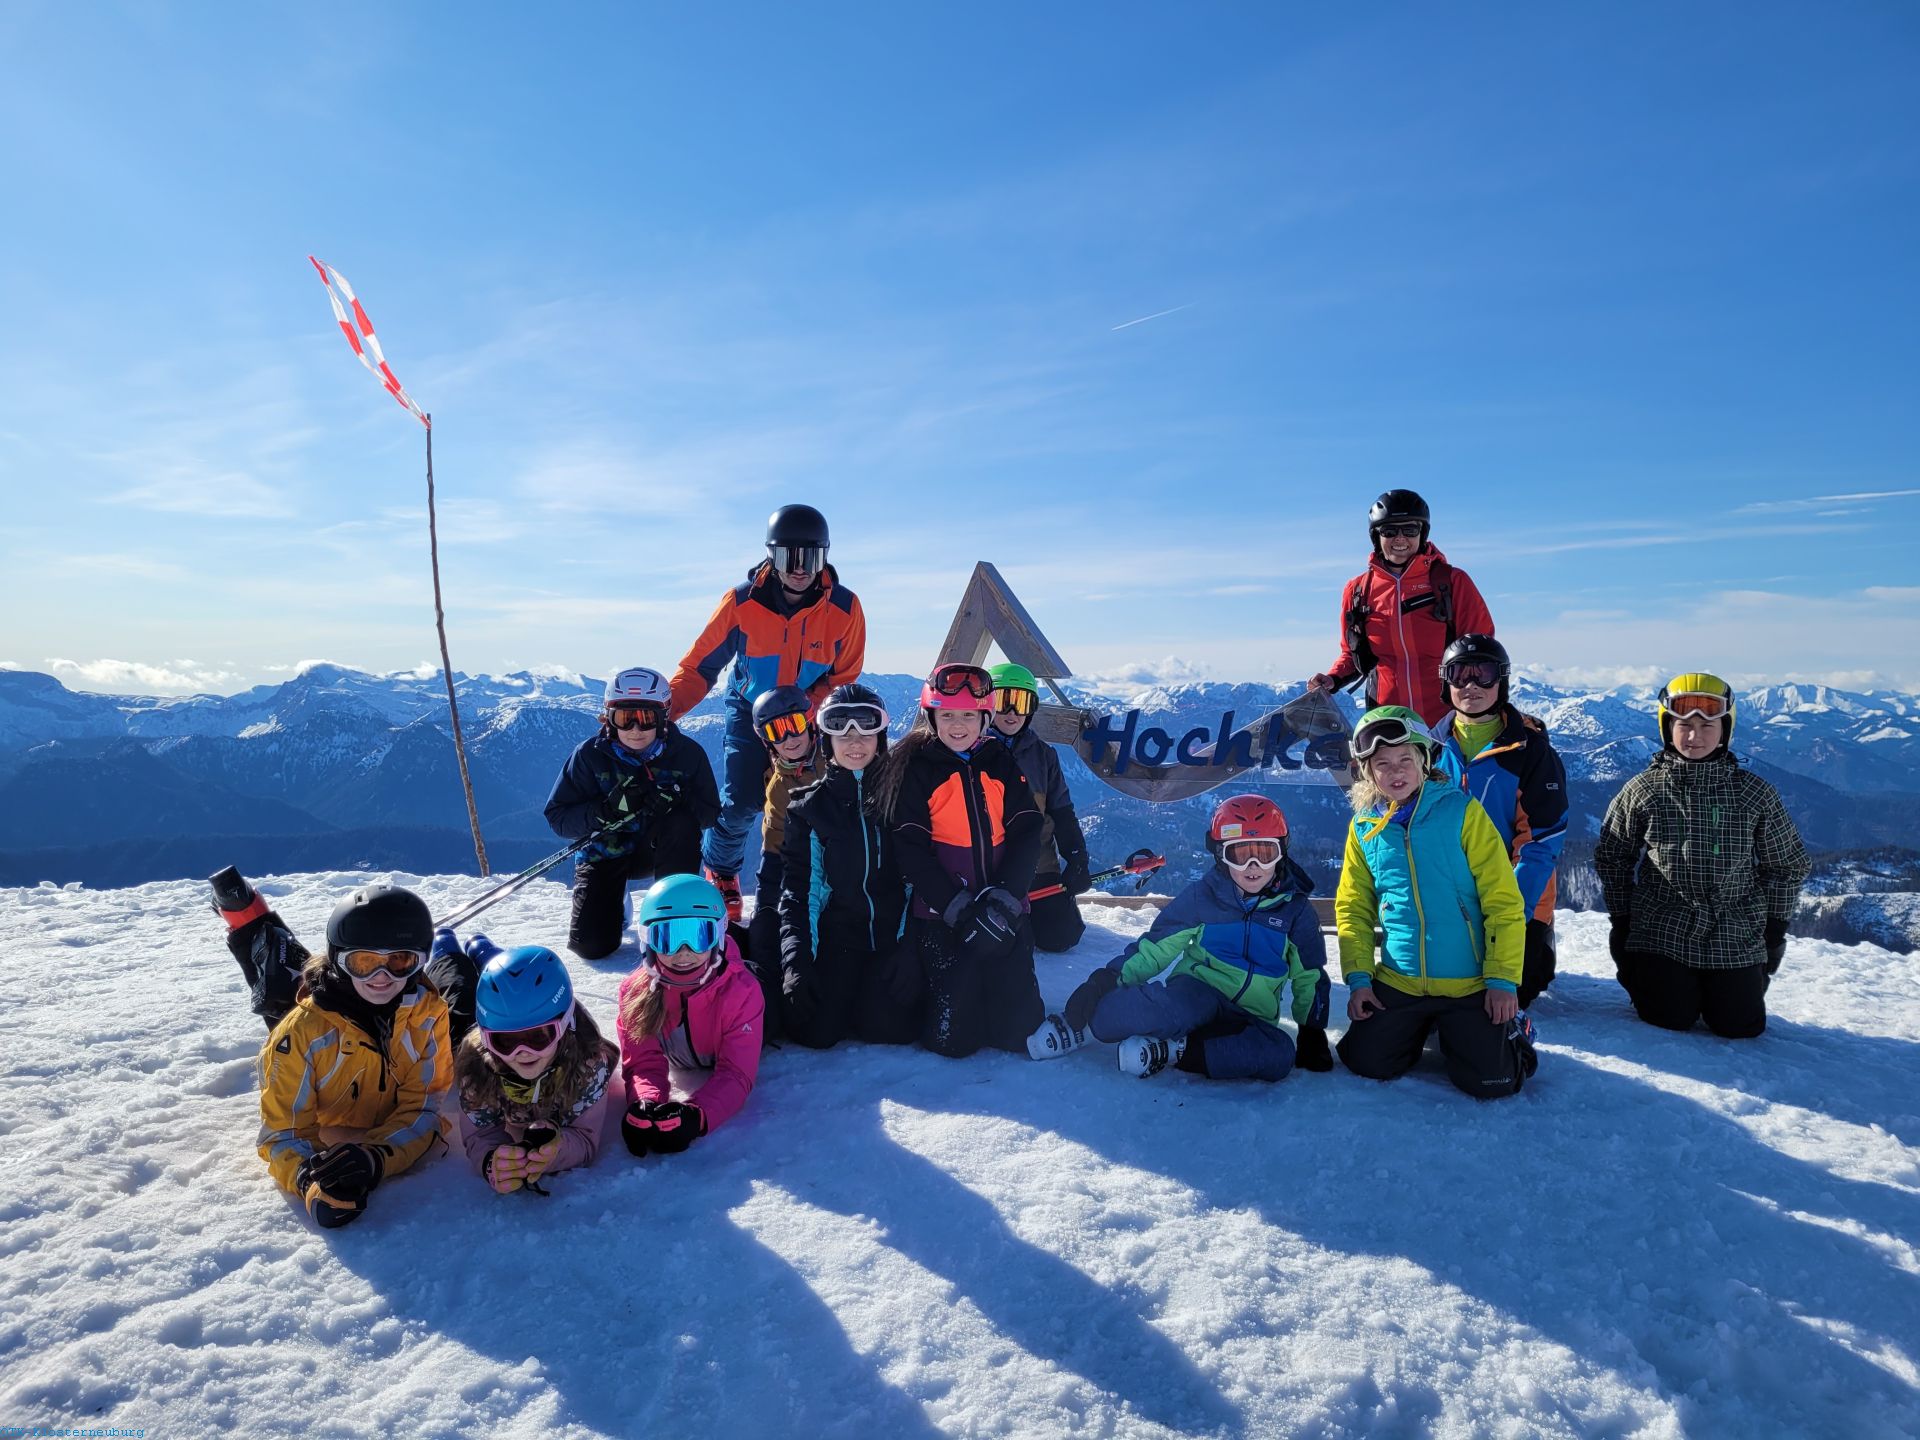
988, 662, 1040, 729
1351, 705, 1440, 762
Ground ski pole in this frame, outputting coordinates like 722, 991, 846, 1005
434, 817, 633, 933
1029, 847, 1164, 902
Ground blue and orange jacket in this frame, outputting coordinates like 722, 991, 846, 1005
1431, 705, 1569, 924
890, 737, 1044, 920
1105, 861, 1330, 1029
1322, 545, 1495, 725
1336, 780, 1526, 998
668, 562, 866, 720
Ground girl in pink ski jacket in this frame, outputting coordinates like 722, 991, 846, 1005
615, 873, 765, 1156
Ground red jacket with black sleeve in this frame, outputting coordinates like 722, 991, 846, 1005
1322, 545, 1494, 726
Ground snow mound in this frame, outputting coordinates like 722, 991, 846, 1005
1, 879, 1916, 1438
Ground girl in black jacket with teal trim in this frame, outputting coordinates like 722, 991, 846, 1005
775, 684, 917, 1047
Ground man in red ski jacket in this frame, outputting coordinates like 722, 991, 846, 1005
1309, 490, 1495, 726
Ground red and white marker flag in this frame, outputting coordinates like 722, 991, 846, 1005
308, 256, 430, 429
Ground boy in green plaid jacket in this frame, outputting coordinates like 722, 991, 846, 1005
1596, 672, 1809, 1038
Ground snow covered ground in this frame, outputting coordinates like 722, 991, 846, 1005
2, 874, 1917, 1439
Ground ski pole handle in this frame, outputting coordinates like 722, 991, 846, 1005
1028, 848, 1165, 902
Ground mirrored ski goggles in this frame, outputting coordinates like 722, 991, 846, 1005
645, 916, 723, 957
757, 710, 811, 745
607, 704, 664, 733
1374, 522, 1424, 539
481, 1016, 567, 1058
1440, 660, 1504, 689
929, 664, 994, 699
994, 687, 1037, 716
1221, 838, 1284, 870
338, 947, 424, 980
1663, 690, 1730, 721
768, 544, 827, 575
1351, 716, 1430, 760
818, 702, 888, 736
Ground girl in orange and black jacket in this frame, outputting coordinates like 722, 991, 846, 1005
870, 663, 1046, 1059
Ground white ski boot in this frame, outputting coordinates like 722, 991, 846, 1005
1117, 1034, 1186, 1077
1026, 1012, 1093, 1061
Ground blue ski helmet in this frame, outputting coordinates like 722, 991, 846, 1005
638, 872, 728, 929
475, 945, 576, 1033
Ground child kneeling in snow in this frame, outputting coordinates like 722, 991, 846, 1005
615, 873, 765, 1156
1595, 672, 1809, 1039
1047, 794, 1333, 1079
445, 933, 620, 1195
1335, 707, 1535, 1097
255, 884, 452, 1228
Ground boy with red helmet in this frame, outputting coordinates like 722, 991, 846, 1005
1041, 794, 1332, 1080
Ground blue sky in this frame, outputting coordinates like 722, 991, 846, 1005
2, 2, 1916, 696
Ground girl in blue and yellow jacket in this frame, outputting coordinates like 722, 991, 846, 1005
1335, 706, 1535, 1098
1053, 795, 1332, 1082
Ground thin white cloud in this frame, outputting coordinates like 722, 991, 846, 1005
1111, 304, 1192, 332
1734, 488, 1920, 514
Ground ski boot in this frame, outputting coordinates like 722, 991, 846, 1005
1026, 1012, 1092, 1061
209, 866, 309, 1029
703, 866, 744, 924
1118, 1035, 1186, 1078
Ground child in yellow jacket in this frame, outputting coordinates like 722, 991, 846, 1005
256, 884, 452, 1228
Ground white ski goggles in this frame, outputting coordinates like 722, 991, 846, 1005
818, 701, 888, 736
1220, 838, 1284, 870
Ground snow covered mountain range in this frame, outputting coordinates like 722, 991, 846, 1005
2, 663, 1914, 948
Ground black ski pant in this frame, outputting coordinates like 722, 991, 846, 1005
1519, 919, 1556, 1010
745, 848, 785, 1039
423, 943, 480, 1049
1621, 950, 1767, 1039
223, 910, 310, 1029
1029, 884, 1086, 954
1337, 985, 1529, 1099
781, 929, 923, 1050
916, 916, 1046, 1060
567, 815, 702, 961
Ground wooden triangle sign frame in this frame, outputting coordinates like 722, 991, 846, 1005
936, 562, 1351, 801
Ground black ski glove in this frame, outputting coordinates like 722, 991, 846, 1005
645, 770, 686, 821
782, 964, 821, 1031
1764, 917, 1788, 975
1063, 966, 1120, 1032
644, 1101, 706, 1154
623, 1101, 706, 1156
961, 886, 1024, 956
308, 1142, 383, 1199
1293, 1023, 1334, 1073
1054, 808, 1092, 895
1060, 852, 1093, 897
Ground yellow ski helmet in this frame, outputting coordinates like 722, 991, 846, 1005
1656, 672, 1735, 748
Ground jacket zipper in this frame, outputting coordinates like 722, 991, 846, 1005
1403, 812, 1430, 988
856, 770, 878, 950
960, 752, 992, 887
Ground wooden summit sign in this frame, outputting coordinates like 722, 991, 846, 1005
936, 562, 1353, 802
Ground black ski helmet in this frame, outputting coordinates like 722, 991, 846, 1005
751, 683, 813, 745
818, 680, 892, 758
325, 884, 433, 962
1439, 633, 1511, 706
1368, 490, 1431, 554
767, 504, 830, 550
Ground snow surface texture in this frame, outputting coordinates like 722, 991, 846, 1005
2, 876, 1917, 1439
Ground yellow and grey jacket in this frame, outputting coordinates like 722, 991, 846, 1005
257, 974, 452, 1195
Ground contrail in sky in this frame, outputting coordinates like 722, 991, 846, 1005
1111, 304, 1191, 331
